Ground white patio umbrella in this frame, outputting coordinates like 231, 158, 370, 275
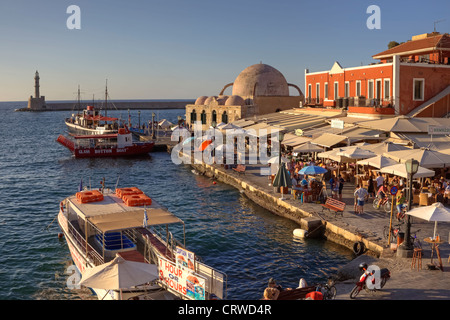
220, 123, 241, 130
336, 146, 376, 160
383, 148, 450, 168
158, 119, 173, 129
79, 255, 159, 294
356, 155, 398, 169
406, 202, 450, 238
293, 141, 324, 153
379, 163, 435, 179
268, 156, 289, 164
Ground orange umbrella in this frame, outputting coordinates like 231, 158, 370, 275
199, 140, 212, 151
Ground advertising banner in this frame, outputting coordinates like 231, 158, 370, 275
158, 256, 206, 300
176, 246, 195, 272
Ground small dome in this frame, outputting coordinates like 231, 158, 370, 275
232, 63, 289, 97
204, 96, 218, 104
195, 96, 208, 105
225, 95, 245, 106
216, 95, 229, 105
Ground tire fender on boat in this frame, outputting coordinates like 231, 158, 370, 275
352, 241, 365, 255
60, 201, 64, 213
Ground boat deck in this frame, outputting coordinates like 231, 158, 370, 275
137, 227, 175, 261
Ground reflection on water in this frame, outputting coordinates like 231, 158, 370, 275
0, 103, 353, 300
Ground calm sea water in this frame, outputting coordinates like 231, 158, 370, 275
0, 101, 353, 300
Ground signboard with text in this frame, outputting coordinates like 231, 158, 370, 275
428, 125, 450, 135
176, 246, 195, 272
158, 256, 206, 300
331, 119, 344, 130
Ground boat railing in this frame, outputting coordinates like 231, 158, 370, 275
67, 220, 104, 266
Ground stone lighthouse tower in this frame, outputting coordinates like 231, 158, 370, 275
27, 70, 46, 110
34, 70, 40, 98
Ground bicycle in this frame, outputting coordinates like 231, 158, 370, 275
396, 204, 408, 221
373, 196, 391, 214
383, 223, 403, 242
383, 224, 421, 248
316, 277, 337, 300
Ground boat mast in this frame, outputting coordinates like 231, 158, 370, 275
77, 85, 81, 112
105, 79, 108, 117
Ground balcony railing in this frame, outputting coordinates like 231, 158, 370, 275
305, 96, 394, 109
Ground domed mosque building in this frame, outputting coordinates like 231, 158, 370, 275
185, 63, 304, 130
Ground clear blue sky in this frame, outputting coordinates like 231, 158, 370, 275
0, 0, 449, 101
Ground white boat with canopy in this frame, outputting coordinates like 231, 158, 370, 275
57, 184, 227, 300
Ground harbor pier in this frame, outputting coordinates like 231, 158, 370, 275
178, 152, 387, 258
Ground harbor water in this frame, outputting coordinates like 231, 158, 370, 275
0, 102, 354, 300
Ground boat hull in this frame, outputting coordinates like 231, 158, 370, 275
56, 134, 154, 158
57, 210, 175, 300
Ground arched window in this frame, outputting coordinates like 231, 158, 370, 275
222, 111, 228, 124
190, 109, 197, 122
201, 110, 207, 125
212, 110, 217, 124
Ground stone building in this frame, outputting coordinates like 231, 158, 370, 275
185, 63, 304, 130
27, 71, 47, 110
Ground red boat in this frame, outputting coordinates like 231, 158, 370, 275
56, 127, 154, 158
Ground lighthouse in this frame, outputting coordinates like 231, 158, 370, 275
27, 70, 46, 110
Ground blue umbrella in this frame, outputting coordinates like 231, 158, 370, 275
182, 136, 195, 145
298, 165, 327, 175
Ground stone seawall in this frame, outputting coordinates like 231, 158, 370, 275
15, 100, 194, 112
187, 159, 384, 257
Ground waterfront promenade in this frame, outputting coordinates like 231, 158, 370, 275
184, 156, 450, 300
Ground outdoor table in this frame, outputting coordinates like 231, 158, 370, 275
423, 237, 444, 271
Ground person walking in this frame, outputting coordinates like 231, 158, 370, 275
354, 184, 369, 215
338, 174, 345, 201
367, 176, 375, 198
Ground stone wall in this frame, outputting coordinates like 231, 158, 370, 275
188, 160, 384, 257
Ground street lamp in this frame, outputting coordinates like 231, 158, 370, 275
404, 158, 419, 252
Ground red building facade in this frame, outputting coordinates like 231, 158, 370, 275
305, 32, 450, 117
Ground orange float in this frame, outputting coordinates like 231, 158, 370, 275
116, 187, 143, 198
122, 193, 152, 207
76, 190, 104, 203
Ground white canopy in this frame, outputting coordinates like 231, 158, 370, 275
79, 255, 159, 291
379, 163, 435, 179
383, 148, 450, 168
158, 119, 173, 129
293, 142, 324, 153
336, 146, 376, 160
406, 202, 450, 238
356, 155, 398, 169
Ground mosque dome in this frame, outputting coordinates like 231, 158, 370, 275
204, 96, 218, 104
195, 96, 208, 105
225, 95, 245, 106
232, 63, 289, 97
216, 95, 229, 105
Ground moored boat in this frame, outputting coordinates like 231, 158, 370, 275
65, 105, 119, 135
57, 185, 227, 300
56, 127, 155, 158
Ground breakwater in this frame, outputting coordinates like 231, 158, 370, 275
14, 99, 194, 112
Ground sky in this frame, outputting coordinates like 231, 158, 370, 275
0, 0, 449, 102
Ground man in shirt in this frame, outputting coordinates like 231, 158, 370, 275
354, 184, 369, 215
375, 172, 384, 189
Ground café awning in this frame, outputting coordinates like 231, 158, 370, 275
310, 133, 348, 148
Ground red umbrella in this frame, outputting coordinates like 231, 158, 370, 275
199, 140, 212, 151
